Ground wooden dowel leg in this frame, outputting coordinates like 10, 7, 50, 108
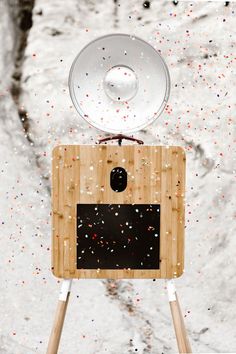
47, 279, 72, 354
167, 280, 192, 354
175, 294, 192, 353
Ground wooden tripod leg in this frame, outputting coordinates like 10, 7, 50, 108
167, 280, 192, 354
47, 279, 72, 354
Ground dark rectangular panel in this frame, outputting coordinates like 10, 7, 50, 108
77, 204, 160, 270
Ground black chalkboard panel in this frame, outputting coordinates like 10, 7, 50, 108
77, 204, 160, 269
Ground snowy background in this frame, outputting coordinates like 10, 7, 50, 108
0, 0, 236, 353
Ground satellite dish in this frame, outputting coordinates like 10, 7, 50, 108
69, 33, 170, 134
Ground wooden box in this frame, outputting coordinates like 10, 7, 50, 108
52, 145, 186, 279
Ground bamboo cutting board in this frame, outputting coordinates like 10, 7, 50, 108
52, 145, 186, 279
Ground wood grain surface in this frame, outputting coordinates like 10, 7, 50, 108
52, 145, 186, 279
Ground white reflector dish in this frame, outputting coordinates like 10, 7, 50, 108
69, 33, 170, 134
